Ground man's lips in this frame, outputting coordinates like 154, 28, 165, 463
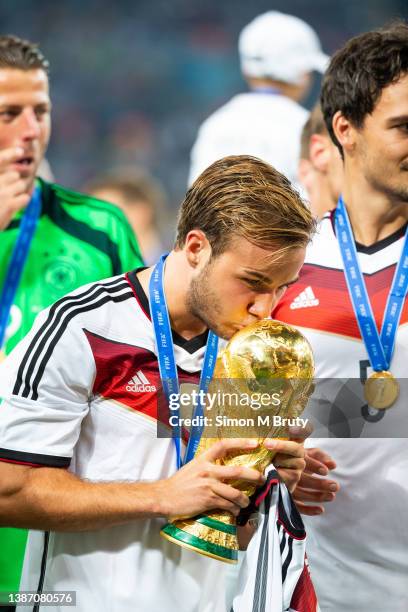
234, 322, 254, 331
12, 156, 35, 172
15, 155, 34, 165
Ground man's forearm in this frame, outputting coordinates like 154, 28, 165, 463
0, 439, 276, 532
0, 466, 165, 532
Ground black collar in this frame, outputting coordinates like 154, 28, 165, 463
329, 210, 408, 254
127, 268, 209, 354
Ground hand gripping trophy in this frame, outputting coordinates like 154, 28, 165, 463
161, 319, 315, 563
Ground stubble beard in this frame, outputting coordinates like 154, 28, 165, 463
186, 264, 227, 339
365, 156, 408, 204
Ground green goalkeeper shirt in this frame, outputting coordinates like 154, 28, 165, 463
0, 177, 143, 354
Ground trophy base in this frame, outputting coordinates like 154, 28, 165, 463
160, 515, 239, 564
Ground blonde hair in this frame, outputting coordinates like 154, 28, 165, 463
176, 155, 315, 258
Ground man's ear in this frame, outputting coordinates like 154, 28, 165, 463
310, 134, 331, 173
332, 111, 356, 155
183, 229, 211, 268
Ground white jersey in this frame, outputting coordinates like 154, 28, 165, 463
273, 214, 408, 611
233, 470, 320, 612
0, 271, 227, 612
188, 92, 308, 187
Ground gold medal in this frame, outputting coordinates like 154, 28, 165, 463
364, 371, 399, 410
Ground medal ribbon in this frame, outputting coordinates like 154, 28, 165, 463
251, 87, 281, 95
149, 254, 219, 468
335, 196, 408, 371
0, 187, 41, 350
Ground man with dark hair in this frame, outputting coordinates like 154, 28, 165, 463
0, 35, 49, 231
298, 104, 342, 218
274, 22, 408, 611
0, 155, 312, 611
0, 34, 143, 607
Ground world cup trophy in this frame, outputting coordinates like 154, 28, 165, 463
161, 319, 315, 563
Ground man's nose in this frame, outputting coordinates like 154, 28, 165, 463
247, 293, 276, 320
19, 108, 41, 140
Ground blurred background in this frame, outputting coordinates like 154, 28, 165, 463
2, 0, 407, 222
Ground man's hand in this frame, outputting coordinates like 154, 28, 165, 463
292, 447, 339, 515
156, 439, 266, 520
264, 439, 306, 492
0, 147, 31, 230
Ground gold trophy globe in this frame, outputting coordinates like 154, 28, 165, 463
161, 318, 315, 563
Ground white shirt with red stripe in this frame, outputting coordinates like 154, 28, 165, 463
233, 469, 319, 612
0, 270, 227, 612
273, 214, 408, 611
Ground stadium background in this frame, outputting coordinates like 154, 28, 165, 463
2, 0, 408, 219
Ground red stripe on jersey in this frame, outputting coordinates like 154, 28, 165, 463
273, 263, 408, 339
0, 458, 43, 467
289, 556, 319, 612
277, 518, 306, 541
84, 330, 199, 422
255, 478, 280, 506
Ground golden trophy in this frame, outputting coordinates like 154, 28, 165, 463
161, 319, 315, 563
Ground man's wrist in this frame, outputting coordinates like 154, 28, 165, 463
138, 480, 169, 518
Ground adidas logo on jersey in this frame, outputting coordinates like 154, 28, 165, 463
126, 370, 157, 392
290, 286, 319, 310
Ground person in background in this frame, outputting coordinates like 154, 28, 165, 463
188, 11, 328, 188
84, 170, 168, 265
298, 104, 342, 218
274, 23, 408, 611
0, 34, 143, 611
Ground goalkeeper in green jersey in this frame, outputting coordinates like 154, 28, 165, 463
0, 35, 143, 604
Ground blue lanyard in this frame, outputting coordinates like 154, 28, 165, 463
0, 187, 41, 349
148, 254, 219, 468
250, 87, 281, 95
335, 196, 408, 371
